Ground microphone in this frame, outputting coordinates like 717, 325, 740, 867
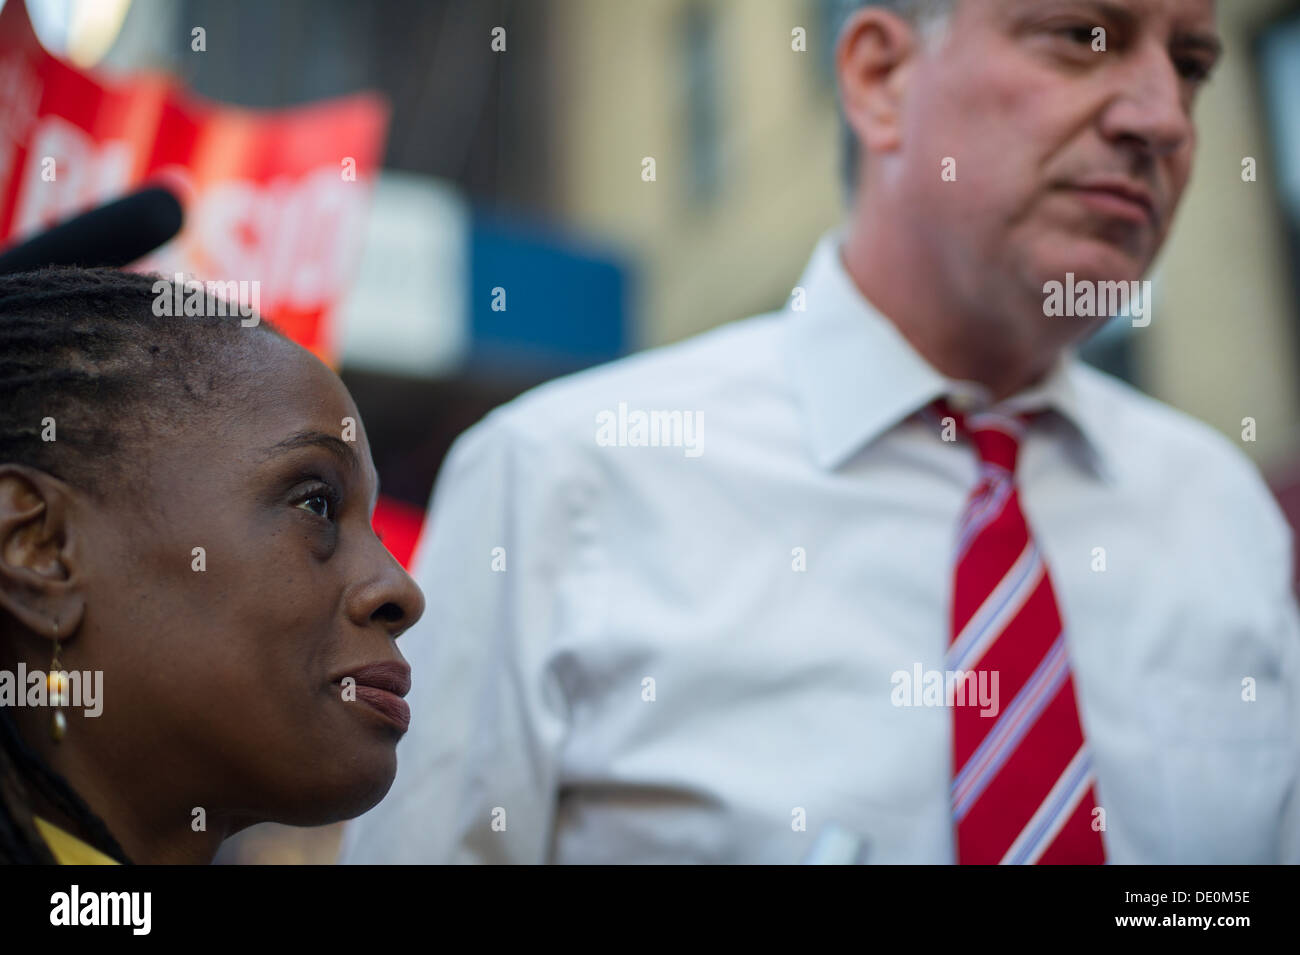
0, 186, 184, 275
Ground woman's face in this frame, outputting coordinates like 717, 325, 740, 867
66, 334, 426, 830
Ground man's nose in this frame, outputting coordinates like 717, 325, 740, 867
1098, 39, 1196, 160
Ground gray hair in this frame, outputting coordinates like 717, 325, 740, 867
835, 0, 956, 201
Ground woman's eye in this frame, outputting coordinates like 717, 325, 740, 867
295, 485, 339, 521
299, 495, 331, 519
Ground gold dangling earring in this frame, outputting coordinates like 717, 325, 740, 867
48, 621, 67, 742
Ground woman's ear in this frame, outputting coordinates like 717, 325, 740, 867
0, 464, 86, 643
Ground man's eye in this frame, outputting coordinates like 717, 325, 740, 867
1057, 24, 1098, 45
1176, 58, 1213, 83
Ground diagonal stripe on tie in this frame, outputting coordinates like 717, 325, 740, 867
930, 397, 1107, 865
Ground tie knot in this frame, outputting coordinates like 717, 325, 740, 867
929, 397, 1037, 475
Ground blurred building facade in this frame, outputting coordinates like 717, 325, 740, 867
549, 0, 847, 349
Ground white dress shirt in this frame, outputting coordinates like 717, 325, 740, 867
341, 227, 1300, 864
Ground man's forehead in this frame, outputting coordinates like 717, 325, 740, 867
994, 0, 1217, 26
982, 0, 1221, 58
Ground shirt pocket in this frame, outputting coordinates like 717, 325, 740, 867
1153, 677, 1293, 863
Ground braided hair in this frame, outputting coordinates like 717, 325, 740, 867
0, 267, 286, 864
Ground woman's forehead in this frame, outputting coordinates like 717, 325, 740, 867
145, 338, 367, 483
246, 347, 364, 448
250, 336, 359, 417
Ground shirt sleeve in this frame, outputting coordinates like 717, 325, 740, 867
1242, 456, 1300, 864
1208, 438, 1300, 864
1274, 527, 1300, 864
338, 408, 581, 863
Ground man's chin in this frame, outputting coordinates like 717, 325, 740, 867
1030, 240, 1150, 290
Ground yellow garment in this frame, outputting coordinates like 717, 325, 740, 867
33, 815, 120, 865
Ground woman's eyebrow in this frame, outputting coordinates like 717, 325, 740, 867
260, 430, 383, 508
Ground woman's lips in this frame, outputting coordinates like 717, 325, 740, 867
353, 684, 411, 732
335, 660, 413, 732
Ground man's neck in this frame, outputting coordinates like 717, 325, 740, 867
840, 221, 1064, 403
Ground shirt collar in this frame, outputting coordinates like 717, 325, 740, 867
783, 227, 1117, 486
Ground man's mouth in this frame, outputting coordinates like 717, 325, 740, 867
1064, 177, 1159, 228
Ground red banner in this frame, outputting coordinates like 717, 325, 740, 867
0, 2, 424, 566
0, 0, 388, 365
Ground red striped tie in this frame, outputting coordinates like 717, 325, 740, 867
930, 397, 1106, 865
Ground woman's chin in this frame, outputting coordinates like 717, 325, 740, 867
270, 747, 399, 826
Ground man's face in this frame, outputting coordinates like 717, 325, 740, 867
894, 0, 1220, 299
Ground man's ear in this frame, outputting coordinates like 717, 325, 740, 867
0, 463, 86, 643
836, 8, 920, 161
